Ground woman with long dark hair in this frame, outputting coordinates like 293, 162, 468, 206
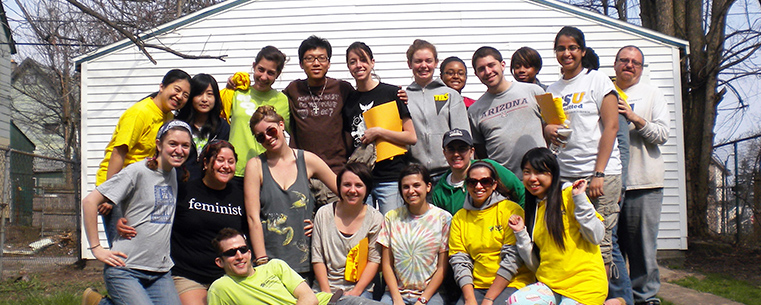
507, 147, 606, 305
176, 74, 230, 180
543, 26, 622, 279
378, 164, 450, 305
343, 41, 417, 215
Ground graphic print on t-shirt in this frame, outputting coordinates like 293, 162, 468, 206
295, 94, 340, 119
151, 185, 174, 224
474, 97, 530, 122
350, 101, 374, 147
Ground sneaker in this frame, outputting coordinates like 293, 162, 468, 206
81, 287, 103, 305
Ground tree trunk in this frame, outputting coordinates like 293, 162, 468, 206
640, 0, 736, 240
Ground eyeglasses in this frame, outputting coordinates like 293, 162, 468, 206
303, 55, 329, 63
465, 177, 495, 188
255, 127, 278, 143
443, 70, 466, 77
444, 145, 471, 154
554, 45, 581, 53
220, 245, 250, 257
616, 58, 643, 67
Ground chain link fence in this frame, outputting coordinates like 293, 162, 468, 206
710, 136, 761, 247
0, 147, 80, 279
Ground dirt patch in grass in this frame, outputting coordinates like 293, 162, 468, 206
683, 240, 761, 287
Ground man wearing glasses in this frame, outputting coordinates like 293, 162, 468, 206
283, 35, 355, 206
468, 46, 546, 175
208, 228, 381, 305
614, 46, 670, 305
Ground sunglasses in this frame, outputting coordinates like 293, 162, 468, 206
465, 177, 495, 188
255, 127, 278, 144
220, 245, 250, 257
445, 145, 471, 154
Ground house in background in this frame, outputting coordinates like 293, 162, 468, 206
1, 4, 18, 222
0, 4, 17, 147
75, 0, 689, 257
9, 121, 35, 225
10, 58, 72, 175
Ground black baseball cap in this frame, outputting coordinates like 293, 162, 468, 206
442, 128, 473, 148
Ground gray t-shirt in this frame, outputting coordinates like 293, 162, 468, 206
97, 160, 178, 272
468, 81, 546, 174
311, 203, 383, 293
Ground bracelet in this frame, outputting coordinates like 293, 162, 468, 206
88, 244, 102, 250
483, 297, 494, 302
255, 256, 269, 266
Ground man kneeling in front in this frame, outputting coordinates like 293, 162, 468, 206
208, 228, 381, 305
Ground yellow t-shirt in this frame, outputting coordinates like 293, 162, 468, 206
533, 186, 607, 304
95, 97, 172, 185
449, 199, 534, 289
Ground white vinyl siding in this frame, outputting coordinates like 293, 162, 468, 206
0, 33, 12, 146
78, 0, 688, 255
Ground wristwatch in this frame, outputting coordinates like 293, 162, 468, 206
593, 171, 605, 178
417, 296, 428, 304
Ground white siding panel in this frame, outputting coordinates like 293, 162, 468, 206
0, 36, 11, 145
80, 0, 688, 251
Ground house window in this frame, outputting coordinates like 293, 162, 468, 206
43, 123, 59, 134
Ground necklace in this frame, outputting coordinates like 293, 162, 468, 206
307, 79, 328, 114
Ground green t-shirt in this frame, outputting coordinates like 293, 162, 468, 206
430, 159, 525, 215
207, 259, 332, 305
228, 88, 290, 176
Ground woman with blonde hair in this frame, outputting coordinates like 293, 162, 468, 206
244, 105, 336, 282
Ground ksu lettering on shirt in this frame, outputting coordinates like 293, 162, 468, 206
151, 185, 175, 224
562, 92, 586, 110
187, 197, 244, 216
476, 98, 530, 121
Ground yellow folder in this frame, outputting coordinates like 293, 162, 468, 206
362, 102, 407, 162
535, 93, 568, 126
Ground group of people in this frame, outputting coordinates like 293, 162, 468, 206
81, 25, 670, 305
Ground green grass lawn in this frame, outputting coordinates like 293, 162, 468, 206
672, 273, 761, 305
0, 273, 105, 305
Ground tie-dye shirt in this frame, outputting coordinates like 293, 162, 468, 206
377, 204, 452, 299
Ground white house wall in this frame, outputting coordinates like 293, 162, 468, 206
0, 33, 11, 147
79, 0, 688, 254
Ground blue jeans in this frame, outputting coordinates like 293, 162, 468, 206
370, 181, 402, 215
620, 188, 663, 303
455, 287, 517, 305
100, 266, 181, 305
608, 219, 634, 304
380, 292, 444, 305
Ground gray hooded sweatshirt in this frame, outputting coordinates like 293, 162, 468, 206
406, 78, 470, 177
449, 192, 524, 288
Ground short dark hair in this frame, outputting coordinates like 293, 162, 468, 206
255, 45, 288, 73
337, 163, 374, 201
439, 56, 467, 75
298, 35, 332, 62
510, 47, 543, 72
397, 163, 431, 197
472, 46, 503, 69
212, 228, 245, 256
615, 45, 645, 65
160, 69, 192, 87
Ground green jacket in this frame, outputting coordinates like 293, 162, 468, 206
431, 159, 525, 215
